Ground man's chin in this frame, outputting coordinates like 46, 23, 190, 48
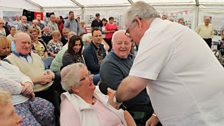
21, 51, 30, 55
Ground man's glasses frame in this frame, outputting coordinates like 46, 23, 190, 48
125, 17, 142, 38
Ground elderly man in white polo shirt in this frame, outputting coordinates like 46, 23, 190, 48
111, 1, 224, 126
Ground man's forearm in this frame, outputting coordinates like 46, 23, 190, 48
115, 75, 150, 103
116, 76, 139, 102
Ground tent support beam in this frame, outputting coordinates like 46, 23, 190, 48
195, 6, 199, 29
70, 0, 84, 8
195, 0, 199, 6
127, 0, 134, 5
195, 0, 199, 29
25, 0, 43, 11
70, 0, 84, 20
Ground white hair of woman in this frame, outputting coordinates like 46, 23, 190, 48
61, 63, 86, 92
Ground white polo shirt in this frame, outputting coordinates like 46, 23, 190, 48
130, 18, 224, 126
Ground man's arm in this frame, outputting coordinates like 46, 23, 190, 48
64, 20, 69, 28
115, 75, 150, 102
83, 48, 100, 73
31, 72, 53, 85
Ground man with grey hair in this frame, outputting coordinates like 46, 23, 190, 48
5, 31, 61, 125
112, 1, 224, 126
196, 16, 213, 48
61, 28, 70, 45
47, 14, 59, 33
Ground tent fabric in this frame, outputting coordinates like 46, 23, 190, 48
1, 0, 224, 30
29, 0, 224, 8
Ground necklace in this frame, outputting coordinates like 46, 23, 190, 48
92, 97, 96, 105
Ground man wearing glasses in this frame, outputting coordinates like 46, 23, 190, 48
112, 1, 224, 126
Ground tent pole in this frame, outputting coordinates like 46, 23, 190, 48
195, 0, 199, 29
70, 0, 84, 8
70, 0, 84, 20
81, 7, 84, 21
127, 0, 134, 5
25, 0, 43, 11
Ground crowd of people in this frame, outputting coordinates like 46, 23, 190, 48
0, 1, 224, 126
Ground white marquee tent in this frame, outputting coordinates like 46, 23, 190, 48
0, 0, 224, 31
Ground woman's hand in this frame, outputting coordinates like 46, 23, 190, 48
107, 88, 122, 109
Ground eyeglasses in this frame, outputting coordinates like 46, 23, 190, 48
125, 19, 137, 38
80, 71, 94, 81
125, 17, 142, 38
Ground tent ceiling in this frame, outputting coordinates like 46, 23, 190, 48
29, 0, 224, 8
29, 0, 78, 7
75, 0, 130, 7
133, 0, 195, 4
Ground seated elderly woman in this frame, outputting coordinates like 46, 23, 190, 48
0, 60, 55, 126
0, 90, 22, 126
60, 63, 136, 126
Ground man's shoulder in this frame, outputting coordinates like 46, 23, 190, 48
5, 53, 16, 59
86, 43, 95, 49
31, 52, 41, 57
99, 44, 106, 51
102, 53, 117, 66
83, 45, 92, 54
92, 19, 97, 23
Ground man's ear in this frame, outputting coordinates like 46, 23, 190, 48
135, 17, 142, 29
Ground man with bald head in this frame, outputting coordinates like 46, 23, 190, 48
100, 30, 159, 126
4, 32, 57, 102
4, 32, 62, 124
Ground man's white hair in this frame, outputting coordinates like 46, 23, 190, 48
14, 32, 31, 42
125, 1, 159, 25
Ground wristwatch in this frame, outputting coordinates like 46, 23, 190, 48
152, 113, 157, 117
113, 96, 127, 110
113, 95, 122, 104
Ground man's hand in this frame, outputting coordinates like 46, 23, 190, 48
145, 113, 159, 126
39, 71, 54, 85
45, 70, 54, 79
107, 88, 122, 109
